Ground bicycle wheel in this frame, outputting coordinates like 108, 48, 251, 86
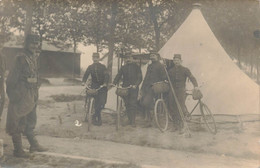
200, 102, 217, 134
154, 99, 169, 132
88, 98, 95, 131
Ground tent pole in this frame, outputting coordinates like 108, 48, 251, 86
161, 58, 191, 137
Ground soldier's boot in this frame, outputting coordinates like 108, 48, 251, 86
27, 136, 48, 153
131, 111, 136, 127
96, 113, 102, 126
92, 113, 99, 125
12, 134, 30, 158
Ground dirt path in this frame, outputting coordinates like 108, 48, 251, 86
35, 135, 258, 168
1, 83, 259, 168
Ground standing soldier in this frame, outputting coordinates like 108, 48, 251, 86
0, 34, 6, 121
168, 54, 198, 133
140, 51, 167, 127
113, 53, 143, 127
6, 34, 47, 158
82, 53, 109, 126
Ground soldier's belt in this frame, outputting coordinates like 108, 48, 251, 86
27, 78, 37, 83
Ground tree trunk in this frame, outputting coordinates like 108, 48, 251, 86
73, 39, 77, 79
25, 0, 33, 37
147, 0, 160, 51
107, 0, 118, 82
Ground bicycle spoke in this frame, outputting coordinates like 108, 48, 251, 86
200, 103, 217, 134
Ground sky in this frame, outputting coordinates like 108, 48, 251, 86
78, 44, 96, 70
78, 44, 108, 70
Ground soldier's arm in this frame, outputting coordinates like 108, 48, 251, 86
141, 65, 149, 91
113, 67, 123, 85
185, 68, 198, 87
82, 66, 91, 83
6, 56, 22, 90
135, 65, 143, 86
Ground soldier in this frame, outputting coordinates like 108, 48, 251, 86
6, 34, 47, 158
168, 54, 198, 133
82, 53, 109, 126
0, 34, 6, 121
113, 53, 143, 127
140, 51, 167, 127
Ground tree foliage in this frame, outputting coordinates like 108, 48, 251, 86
0, 0, 259, 81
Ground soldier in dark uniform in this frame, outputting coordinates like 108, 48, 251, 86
0, 34, 6, 121
5, 34, 47, 158
140, 51, 167, 127
168, 54, 198, 132
113, 54, 143, 127
82, 53, 109, 126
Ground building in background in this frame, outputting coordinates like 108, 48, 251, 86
3, 41, 81, 78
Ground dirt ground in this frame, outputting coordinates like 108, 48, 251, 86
0, 79, 259, 168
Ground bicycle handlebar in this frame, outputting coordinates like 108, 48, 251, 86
112, 84, 135, 89
85, 85, 106, 91
151, 80, 169, 86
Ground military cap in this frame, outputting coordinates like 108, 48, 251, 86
92, 52, 100, 58
173, 54, 182, 60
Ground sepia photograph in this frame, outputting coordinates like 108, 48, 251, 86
0, 0, 259, 167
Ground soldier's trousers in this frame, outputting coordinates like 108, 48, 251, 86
92, 87, 107, 121
123, 88, 139, 124
142, 87, 155, 111
168, 87, 188, 129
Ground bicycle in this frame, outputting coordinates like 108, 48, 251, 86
84, 85, 106, 131
114, 85, 134, 130
185, 90, 217, 134
151, 81, 170, 132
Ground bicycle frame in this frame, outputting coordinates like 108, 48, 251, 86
188, 99, 201, 115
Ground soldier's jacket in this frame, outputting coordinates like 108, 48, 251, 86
141, 61, 167, 93
168, 65, 198, 88
6, 50, 38, 111
6, 50, 39, 135
113, 62, 142, 87
82, 62, 109, 89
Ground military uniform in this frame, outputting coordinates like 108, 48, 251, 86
6, 34, 47, 158
0, 52, 6, 119
113, 62, 142, 126
82, 62, 109, 125
168, 65, 198, 129
141, 61, 167, 110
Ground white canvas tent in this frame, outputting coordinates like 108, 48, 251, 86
159, 4, 259, 115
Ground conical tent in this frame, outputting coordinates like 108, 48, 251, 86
159, 4, 259, 115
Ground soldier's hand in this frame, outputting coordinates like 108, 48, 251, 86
101, 84, 107, 88
81, 82, 85, 86
132, 85, 137, 89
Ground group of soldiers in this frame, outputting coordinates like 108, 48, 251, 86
82, 51, 199, 131
0, 33, 198, 159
